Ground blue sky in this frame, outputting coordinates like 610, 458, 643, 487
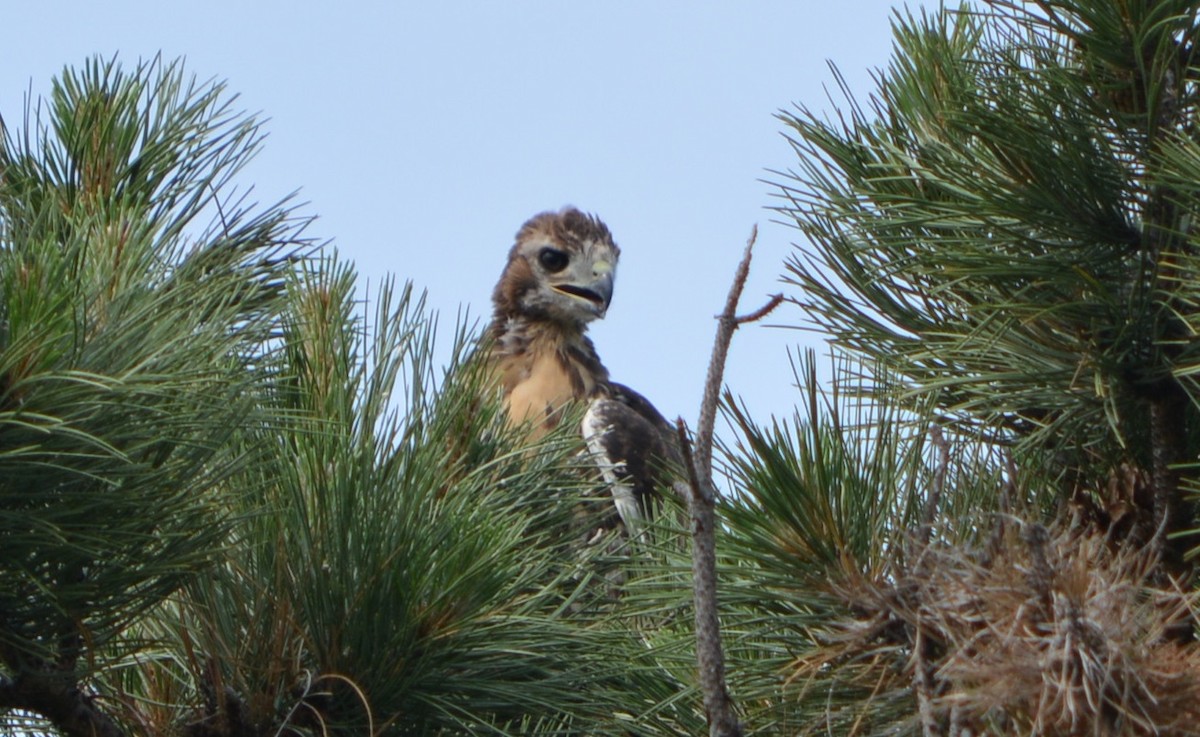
2, 2, 910, 428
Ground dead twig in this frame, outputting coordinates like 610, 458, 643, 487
920, 425, 950, 547
911, 425, 951, 736
981, 450, 1018, 568
913, 626, 942, 737
733, 293, 784, 326
677, 224, 781, 737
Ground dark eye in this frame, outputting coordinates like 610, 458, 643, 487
538, 247, 569, 273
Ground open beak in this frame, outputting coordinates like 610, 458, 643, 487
554, 272, 614, 318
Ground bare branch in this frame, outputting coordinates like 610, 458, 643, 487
676, 420, 741, 737
676, 224, 771, 737
693, 224, 764, 490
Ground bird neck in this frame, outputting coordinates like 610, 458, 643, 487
489, 312, 610, 406
490, 312, 590, 358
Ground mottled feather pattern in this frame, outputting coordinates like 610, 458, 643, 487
584, 383, 681, 524
486, 207, 677, 532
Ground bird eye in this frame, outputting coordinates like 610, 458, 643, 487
538, 247, 569, 273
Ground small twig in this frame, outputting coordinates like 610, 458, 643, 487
913, 626, 942, 737
949, 703, 965, 737
982, 450, 1018, 567
1000, 450, 1016, 518
677, 225, 777, 737
919, 425, 950, 547
1021, 523, 1055, 617
908, 425, 950, 736
733, 293, 784, 326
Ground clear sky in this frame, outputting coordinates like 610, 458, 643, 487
1, 2, 910, 429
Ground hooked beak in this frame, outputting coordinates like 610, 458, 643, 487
553, 271, 614, 318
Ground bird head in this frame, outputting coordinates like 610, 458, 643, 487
493, 207, 620, 328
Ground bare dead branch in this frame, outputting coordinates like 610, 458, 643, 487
675, 224, 774, 737
693, 224, 761, 484
676, 419, 739, 737
1000, 450, 1017, 518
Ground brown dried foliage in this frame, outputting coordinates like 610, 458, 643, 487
802, 521, 1200, 736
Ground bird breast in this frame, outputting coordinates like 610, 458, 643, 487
499, 339, 598, 435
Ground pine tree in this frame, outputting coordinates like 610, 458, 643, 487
0, 57, 698, 737
0, 56, 309, 737
19, 3, 1200, 734
690, 1, 1200, 734
785, 0, 1200, 563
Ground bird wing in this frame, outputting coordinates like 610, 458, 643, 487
582, 382, 680, 533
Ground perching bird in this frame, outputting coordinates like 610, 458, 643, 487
487, 207, 679, 532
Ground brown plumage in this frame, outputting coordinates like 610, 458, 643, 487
487, 207, 679, 531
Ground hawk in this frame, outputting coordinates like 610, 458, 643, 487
487, 207, 679, 532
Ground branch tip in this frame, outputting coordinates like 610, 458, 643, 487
734, 293, 784, 325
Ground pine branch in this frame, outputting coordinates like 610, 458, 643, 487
676, 224, 782, 737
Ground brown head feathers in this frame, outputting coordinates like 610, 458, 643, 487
490, 207, 620, 327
